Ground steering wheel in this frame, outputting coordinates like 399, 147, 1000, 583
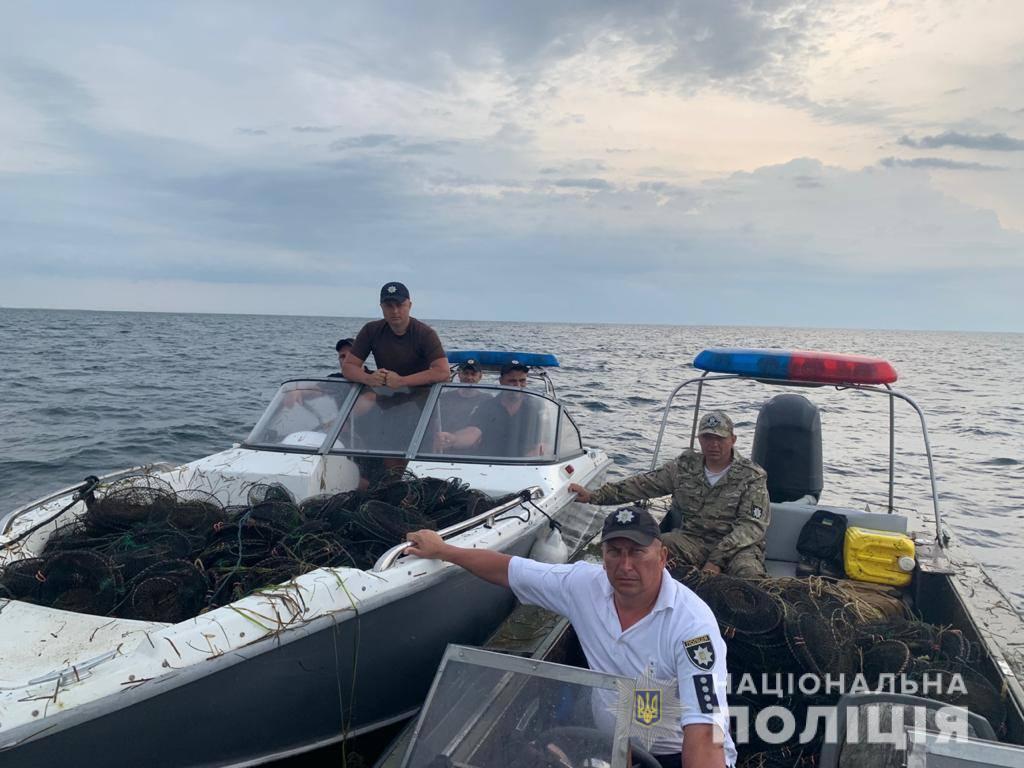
536, 726, 662, 768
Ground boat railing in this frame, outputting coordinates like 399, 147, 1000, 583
371, 485, 544, 572
0, 463, 178, 543
652, 373, 945, 547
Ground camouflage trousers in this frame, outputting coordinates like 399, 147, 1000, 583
662, 531, 767, 579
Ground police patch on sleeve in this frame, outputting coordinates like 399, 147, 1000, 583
752, 505, 764, 519
692, 674, 719, 714
684, 635, 716, 671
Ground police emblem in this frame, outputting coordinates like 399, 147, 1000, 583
684, 635, 716, 671
609, 671, 684, 751
616, 508, 635, 524
752, 506, 764, 519
633, 689, 661, 727
386, 285, 397, 294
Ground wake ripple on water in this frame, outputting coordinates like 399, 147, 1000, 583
979, 457, 1020, 466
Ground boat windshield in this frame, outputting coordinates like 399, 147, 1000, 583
413, 385, 564, 462
245, 381, 583, 462
402, 646, 631, 768
245, 380, 355, 448
334, 386, 434, 454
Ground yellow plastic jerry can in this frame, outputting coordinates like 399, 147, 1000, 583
843, 527, 916, 587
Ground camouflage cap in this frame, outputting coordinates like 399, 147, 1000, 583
698, 410, 734, 438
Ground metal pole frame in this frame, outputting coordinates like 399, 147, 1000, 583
649, 374, 946, 546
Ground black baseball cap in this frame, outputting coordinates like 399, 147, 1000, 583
499, 361, 529, 376
380, 282, 410, 303
459, 358, 481, 372
601, 505, 661, 546
335, 338, 354, 351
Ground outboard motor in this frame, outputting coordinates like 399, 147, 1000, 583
751, 393, 823, 503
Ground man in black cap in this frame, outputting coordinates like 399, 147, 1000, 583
343, 282, 449, 389
432, 359, 486, 447
434, 361, 543, 455
456, 358, 483, 385
328, 338, 354, 378
406, 505, 735, 768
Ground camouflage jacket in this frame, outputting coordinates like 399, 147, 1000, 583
590, 449, 770, 566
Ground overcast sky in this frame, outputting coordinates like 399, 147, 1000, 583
2, 1, 1022, 330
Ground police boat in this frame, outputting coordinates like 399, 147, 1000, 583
647, 348, 1024, 766
373, 348, 1024, 768
0, 351, 612, 768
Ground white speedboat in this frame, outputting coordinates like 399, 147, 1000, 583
0, 352, 611, 767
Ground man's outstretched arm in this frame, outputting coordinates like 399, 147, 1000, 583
406, 530, 511, 588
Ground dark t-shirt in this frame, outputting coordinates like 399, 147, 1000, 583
439, 390, 486, 432
350, 317, 446, 377
471, 394, 540, 457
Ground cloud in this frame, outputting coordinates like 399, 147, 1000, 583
898, 131, 1024, 151
2, 3, 1023, 331
879, 156, 1005, 172
329, 134, 402, 151
2, 59, 95, 117
551, 177, 612, 190
793, 175, 823, 189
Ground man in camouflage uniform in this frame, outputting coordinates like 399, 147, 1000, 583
570, 410, 770, 578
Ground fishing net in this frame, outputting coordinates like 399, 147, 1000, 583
908, 665, 1007, 733
670, 570, 1005, 766
343, 500, 438, 569
2, 471, 507, 623
123, 560, 208, 623
784, 608, 855, 679
859, 639, 912, 684
82, 476, 179, 534
691, 575, 783, 637
737, 741, 819, 768
166, 489, 225, 534
0, 557, 49, 604
39, 550, 122, 615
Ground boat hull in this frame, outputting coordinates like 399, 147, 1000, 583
0, 558, 524, 768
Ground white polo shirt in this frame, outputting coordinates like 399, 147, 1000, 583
508, 557, 736, 763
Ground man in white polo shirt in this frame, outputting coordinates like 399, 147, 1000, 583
406, 505, 736, 768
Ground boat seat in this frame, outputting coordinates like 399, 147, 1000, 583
764, 559, 798, 578
818, 691, 997, 768
765, 500, 908, 563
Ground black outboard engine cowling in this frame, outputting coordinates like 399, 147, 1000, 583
751, 393, 823, 503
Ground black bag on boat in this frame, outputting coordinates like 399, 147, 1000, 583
796, 510, 847, 577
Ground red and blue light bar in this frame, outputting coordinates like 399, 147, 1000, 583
693, 348, 897, 385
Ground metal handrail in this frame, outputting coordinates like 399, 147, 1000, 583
372, 486, 544, 572
650, 374, 946, 547
0, 463, 177, 539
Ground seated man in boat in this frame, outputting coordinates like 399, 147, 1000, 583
329, 337, 377, 380
327, 337, 354, 378
435, 362, 546, 456
406, 505, 736, 768
570, 410, 770, 579
447, 358, 488, 426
